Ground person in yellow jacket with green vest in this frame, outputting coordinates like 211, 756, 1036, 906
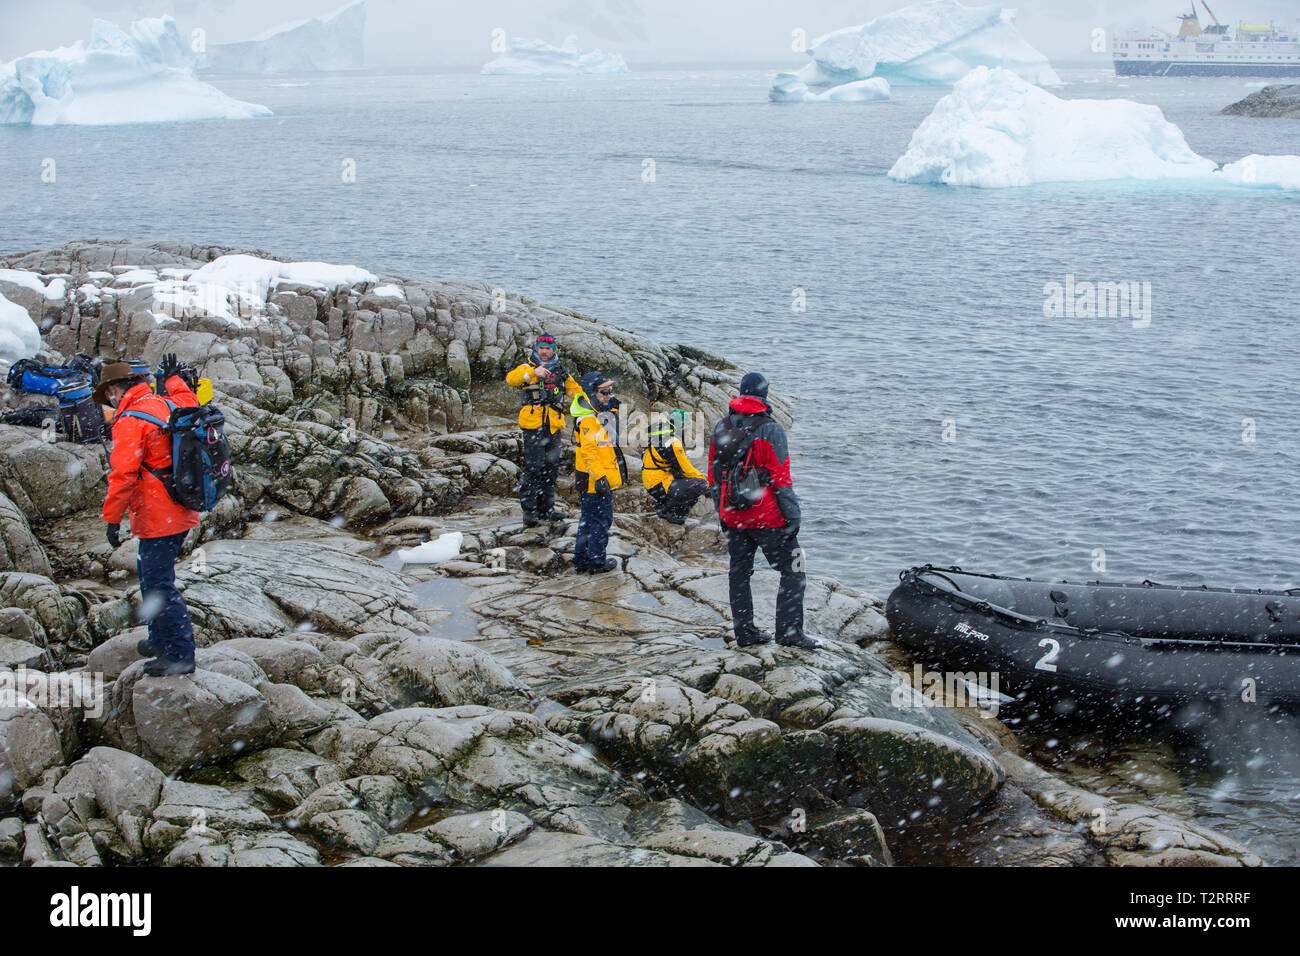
505, 333, 583, 527
571, 371, 626, 573
642, 409, 709, 525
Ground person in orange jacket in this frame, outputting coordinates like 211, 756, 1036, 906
95, 356, 201, 676
505, 333, 583, 527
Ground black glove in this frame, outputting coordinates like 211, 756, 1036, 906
158, 353, 184, 381
594, 476, 611, 495
784, 524, 800, 538
106, 523, 121, 549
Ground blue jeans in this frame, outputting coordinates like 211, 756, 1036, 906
136, 531, 196, 663
574, 491, 613, 568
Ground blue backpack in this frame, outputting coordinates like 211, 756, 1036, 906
118, 400, 234, 512
6, 355, 103, 396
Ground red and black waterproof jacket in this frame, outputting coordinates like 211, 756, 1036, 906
707, 396, 801, 530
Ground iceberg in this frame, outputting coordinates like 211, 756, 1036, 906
482, 35, 629, 75
0, 292, 41, 365
888, 68, 1300, 191
201, 1, 366, 74
770, 0, 1060, 102
0, 17, 270, 126
1218, 155, 1300, 191
771, 75, 891, 104
888, 67, 1217, 187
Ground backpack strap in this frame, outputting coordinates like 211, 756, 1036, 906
117, 398, 178, 482
117, 410, 168, 429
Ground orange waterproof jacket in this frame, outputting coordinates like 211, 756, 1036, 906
102, 379, 201, 539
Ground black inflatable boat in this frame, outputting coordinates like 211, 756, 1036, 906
886, 566, 1300, 711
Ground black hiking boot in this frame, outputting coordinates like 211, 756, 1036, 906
588, 558, 619, 574
143, 657, 196, 677
735, 630, 774, 647
522, 512, 541, 528
777, 633, 821, 650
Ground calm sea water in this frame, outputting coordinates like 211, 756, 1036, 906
2, 68, 1298, 860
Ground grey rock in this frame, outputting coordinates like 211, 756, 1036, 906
233, 747, 344, 809
377, 635, 532, 709
422, 809, 533, 859
91, 661, 278, 773
1221, 84, 1300, 118
0, 426, 108, 520
480, 831, 721, 867
0, 706, 63, 802
173, 539, 423, 639
0, 491, 51, 575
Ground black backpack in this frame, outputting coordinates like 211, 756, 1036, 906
712, 414, 772, 511
118, 400, 234, 512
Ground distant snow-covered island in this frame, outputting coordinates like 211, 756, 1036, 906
770, 0, 1059, 103
0, 16, 270, 126
888, 66, 1300, 190
200, 0, 366, 74
482, 35, 629, 76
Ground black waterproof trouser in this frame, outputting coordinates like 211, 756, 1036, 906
727, 527, 806, 643
519, 426, 562, 517
654, 477, 709, 522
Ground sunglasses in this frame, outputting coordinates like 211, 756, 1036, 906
597, 387, 614, 395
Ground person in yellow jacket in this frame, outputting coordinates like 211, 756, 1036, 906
505, 333, 583, 526
571, 371, 626, 573
642, 409, 709, 525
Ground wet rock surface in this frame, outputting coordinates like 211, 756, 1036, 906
0, 241, 1263, 867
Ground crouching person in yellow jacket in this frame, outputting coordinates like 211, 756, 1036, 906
505, 333, 582, 527
572, 371, 626, 574
642, 409, 709, 525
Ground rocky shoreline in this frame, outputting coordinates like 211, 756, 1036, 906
0, 240, 1262, 866
1221, 84, 1300, 118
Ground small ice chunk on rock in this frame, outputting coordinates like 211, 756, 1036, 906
396, 532, 464, 565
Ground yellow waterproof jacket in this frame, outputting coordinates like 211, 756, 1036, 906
572, 394, 624, 493
506, 363, 582, 432
641, 438, 705, 493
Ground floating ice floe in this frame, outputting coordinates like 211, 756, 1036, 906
482, 35, 629, 75
771, 75, 892, 103
770, 0, 1059, 103
0, 16, 271, 126
0, 293, 41, 365
396, 532, 464, 565
888, 67, 1300, 191
201, 0, 366, 74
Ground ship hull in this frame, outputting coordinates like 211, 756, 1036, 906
1116, 59, 1300, 77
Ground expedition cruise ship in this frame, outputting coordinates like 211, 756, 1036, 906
1114, 3, 1300, 77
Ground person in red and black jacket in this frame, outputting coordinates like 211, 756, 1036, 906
708, 372, 818, 650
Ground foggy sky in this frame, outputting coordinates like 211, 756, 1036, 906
4, 0, 1300, 68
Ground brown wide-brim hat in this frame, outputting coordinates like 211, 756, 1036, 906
91, 362, 145, 407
